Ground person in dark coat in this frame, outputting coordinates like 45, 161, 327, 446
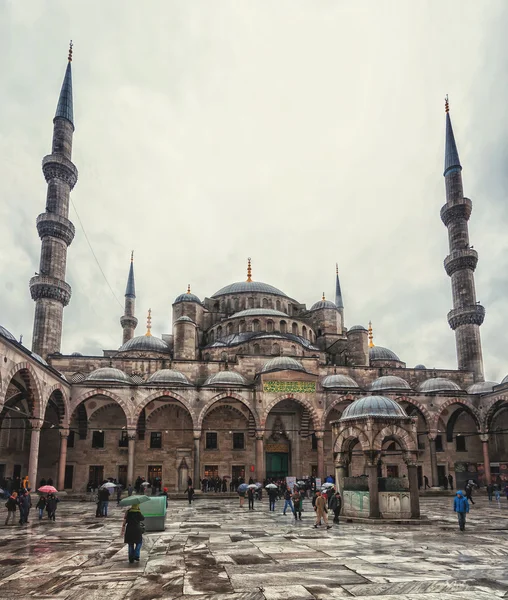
98, 487, 110, 517
487, 483, 494, 501
424, 475, 430, 489
36, 495, 47, 520
465, 483, 475, 505
454, 490, 469, 531
161, 487, 169, 508
46, 494, 59, 521
247, 487, 255, 510
267, 486, 277, 511
121, 504, 145, 563
292, 489, 302, 520
187, 485, 194, 505
329, 491, 342, 523
447, 474, 453, 490
18, 490, 30, 525
4, 491, 17, 525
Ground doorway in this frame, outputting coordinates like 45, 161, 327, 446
232, 465, 245, 481
266, 453, 289, 479
88, 465, 104, 488
13, 464, 21, 479
118, 465, 127, 488
437, 465, 447, 487
64, 465, 74, 489
148, 465, 162, 486
417, 465, 423, 489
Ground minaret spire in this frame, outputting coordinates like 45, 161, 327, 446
368, 321, 374, 348
120, 251, 138, 344
30, 43, 77, 357
335, 263, 344, 327
246, 257, 252, 282
441, 97, 484, 381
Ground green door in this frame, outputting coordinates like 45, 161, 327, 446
266, 453, 289, 479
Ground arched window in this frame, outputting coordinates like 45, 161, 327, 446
253, 343, 260, 354
204, 353, 210, 361
226, 322, 233, 336
280, 320, 287, 334
209, 330, 215, 343
239, 320, 246, 333
253, 319, 260, 332
213, 302, 220, 312
291, 345, 297, 355
248, 297, 254, 308
271, 343, 280, 356
217, 325, 223, 339
276, 299, 281, 311
267, 320, 274, 333
302, 326, 307, 340
221, 352, 228, 361
317, 328, 322, 337
292, 322, 298, 335
262, 298, 268, 308
234, 297, 240, 311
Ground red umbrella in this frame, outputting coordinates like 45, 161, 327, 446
38, 485, 58, 494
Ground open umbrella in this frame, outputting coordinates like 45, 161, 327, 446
237, 483, 249, 492
265, 483, 278, 489
247, 484, 257, 489
321, 482, 335, 489
297, 480, 305, 485
141, 481, 150, 487
100, 482, 117, 489
38, 485, 58, 494
119, 495, 151, 507
254, 482, 263, 488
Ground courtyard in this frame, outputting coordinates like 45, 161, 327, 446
0, 495, 508, 599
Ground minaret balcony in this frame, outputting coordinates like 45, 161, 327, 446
120, 315, 138, 329
440, 198, 472, 227
447, 304, 485, 330
42, 154, 78, 189
29, 275, 72, 306
443, 248, 478, 276
36, 213, 75, 246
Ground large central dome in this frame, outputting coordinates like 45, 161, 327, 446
212, 281, 288, 298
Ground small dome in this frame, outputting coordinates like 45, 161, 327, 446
118, 335, 170, 353
31, 352, 48, 366
86, 367, 132, 385
175, 315, 195, 323
370, 375, 411, 392
174, 292, 201, 304
261, 356, 306, 374
147, 369, 191, 386
213, 281, 288, 298
203, 371, 248, 386
501, 375, 508, 385
322, 374, 360, 389
231, 308, 288, 318
340, 395, 408, 421
369, 346, 401, 362
310, 300, 337, 311
414, 364, 426, 370
467, 381, 498, 395
348, 325, 367, 332
71, 352, 83, 357
418, 377, 462, 393
0, 325, 16, 342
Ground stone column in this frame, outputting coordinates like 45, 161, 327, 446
367, 462, 380, 518
316, 432, 325, 480
480, 434, 491, 485
407, 463, 420, 518
255, 433, 265, 482
335, 459, 347, 495
28, 421, 42, 490
127, 431, 136, 486
428, 434, 439, 488
57, 429, 69, 490
193, 431, 201, 485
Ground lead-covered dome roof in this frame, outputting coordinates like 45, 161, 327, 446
261, 356, 306, 374
370, 375, 411, 392
213, 281, 288, 298
369, 346, 401, 362
174, 292, 201, 304
340, 395, 408, 421
310, 299, 337, 311
118, 335, 170, 353
231, 308, 288, 318
147, 369, 191, 386
86, 367, 132, 385
0, 325, 16, 342
501, 375, 508, 385
348, 325, 367, 332
467, 381, 498, 395
418, 377, 461, 393
203, 371, 248, 387
322, 374, 360, 389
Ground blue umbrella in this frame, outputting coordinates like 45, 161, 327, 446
237, 483, 248, 492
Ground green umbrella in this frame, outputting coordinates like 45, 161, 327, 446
119, 495, 151, 507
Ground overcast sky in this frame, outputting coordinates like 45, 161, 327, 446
1, 1, 507, 381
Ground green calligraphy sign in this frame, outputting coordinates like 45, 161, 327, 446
263, 381, 316, 393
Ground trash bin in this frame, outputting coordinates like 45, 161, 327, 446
139, 495, 166, 531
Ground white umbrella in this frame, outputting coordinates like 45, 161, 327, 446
247, 484, 257, 489
141, 481, 150, 487
100, 482, 117, 489
265, 483, 278, 489
321, 482, 335, 489
255, 482, 263, 488
297, 480, 305, 485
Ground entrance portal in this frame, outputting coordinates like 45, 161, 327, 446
266, 452, 289, 479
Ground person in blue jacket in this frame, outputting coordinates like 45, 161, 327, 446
454, 490, 469, 531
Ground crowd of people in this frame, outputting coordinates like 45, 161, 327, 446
2, 476, 60, 525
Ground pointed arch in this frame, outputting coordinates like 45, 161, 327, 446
45, 383, 70, 426
133, 390, 195, 428
482, 394, 508, 432
321, 394, 357, 429
333, 424, 370, 454
69, 389, 132, 426
432, 398, 481, 431
372, 424, 417, 453
0, 361, 43, 419
395, 395, 432, 429
198, 392, 259, 430
263, 394, 320, 431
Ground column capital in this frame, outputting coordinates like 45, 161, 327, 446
29, 419, 42, 432
480, 433, 489, 443
193, 430, 202, 440
59, 428, 70, 438
363, 450, 380, 467
255, 431, 264, 441
427, 431, 438, 441
314, 431, 324, 440
127, 429, 137, 441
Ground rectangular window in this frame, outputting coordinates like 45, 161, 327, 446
92, 431, 104, 448
455, 435, 467, 452
435, 435, 444, 452
119, 431, 128, 448
232, 432, 245, 450
206, 432, 218, 449
150, 432, 162, 449
67, 430, 75, 448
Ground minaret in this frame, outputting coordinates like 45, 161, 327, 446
120, 251, 138, 344
335, 263, 344, 321
441, 96, 484, 381
368, 321, 374, 348
30, 43, 77, 358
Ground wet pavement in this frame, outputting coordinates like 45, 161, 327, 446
1, 494, 508, 599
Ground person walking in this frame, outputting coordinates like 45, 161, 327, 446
424, 475, 430, 489
247, 486, 255, 511
292, 489, 302, 521
18, 489, 31, 525
494, 483, 501, 502
98, 486, 110, 517
487, 483, 494, 502
187, 484, 194, 506
46, 493, 59, 521
314, 491, 331, 529
161, 487, 169, 508
238, 488, 246, 508
4, 491, 17, 525
454, 490, 469, 531
127, 484, 133, 497
36, 495, 47, 520
329, 491, 342, 524
267, 486, 277, 512
283, 488, 294, 516
447, 474, 453, 490
465, 483, 475, 505
121, 503, 145, 564
116, 485, 123, 505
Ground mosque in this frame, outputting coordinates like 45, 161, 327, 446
1, 47, 507, 494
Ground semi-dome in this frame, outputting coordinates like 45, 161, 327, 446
261, 356, 306, 374
175, 315, 195, 323
348, 325, 367, 332
418, 377, 462, 393
118, 335, 170, 353
203, 371, 248, 387
467, 381, 498, 395
0, 325, 16, 342
322, 374, 360, 389
71, 352, 83, 357
231, 308, 288, 318
147, 369, 191, 386
340, 395, 408, 421
86, 367, 132, 385
414, 364, 426, 370
370, 375, 411, 392
174, 292, 201, 304
369, 346, 401, 362
310, 299, 337, 311
213, 281, 288, 298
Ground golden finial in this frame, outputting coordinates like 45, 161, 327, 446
187, 284, 191, 294
145, 308, 152, 337
322, 292, 326, 301
445, 94, 449, 114
246, 257, 252, 282
130, 250, 134, 263
368, 320, 374, 348
68, 40, 73, 62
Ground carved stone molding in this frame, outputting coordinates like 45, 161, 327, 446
42, 154, 78, 189
29, 275, 72, 306
440, 198, 472, 227
447, 305, 485, 330
36, 213, 75, 246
